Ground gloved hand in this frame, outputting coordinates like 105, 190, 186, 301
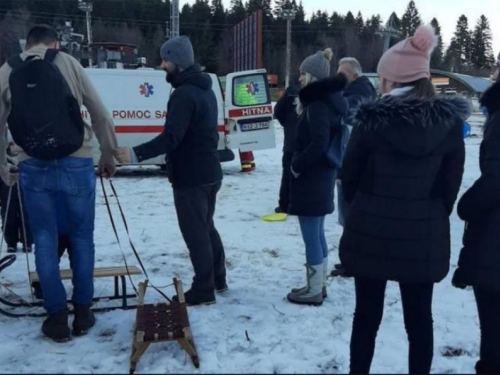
0, 163, 18, 186
98, 153, 116, 178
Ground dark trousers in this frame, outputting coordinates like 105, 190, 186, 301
474, 287, 500, 374
278, 152, 293, 212
1, 184, 33, 249
350, 277, 434, 375
173, 181, 226, 294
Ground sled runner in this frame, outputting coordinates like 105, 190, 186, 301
0, 178, 165, 317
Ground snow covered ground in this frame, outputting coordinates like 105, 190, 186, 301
0, 114, 487, 374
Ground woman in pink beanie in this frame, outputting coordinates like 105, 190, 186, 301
338, 25, 471, 374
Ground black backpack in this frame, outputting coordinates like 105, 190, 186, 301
7, 49, 85, 160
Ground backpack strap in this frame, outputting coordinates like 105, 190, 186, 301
44, 49, 59, 63
7, 55, 24, 70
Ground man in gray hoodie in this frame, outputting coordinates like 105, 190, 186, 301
0, 25, 118, 342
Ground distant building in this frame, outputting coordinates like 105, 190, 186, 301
364, 71, 492, 99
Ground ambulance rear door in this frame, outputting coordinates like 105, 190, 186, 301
224, 70, 276, 152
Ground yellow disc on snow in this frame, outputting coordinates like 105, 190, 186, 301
262, 213, 288, 222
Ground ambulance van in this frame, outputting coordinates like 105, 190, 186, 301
84, 68, 276, 165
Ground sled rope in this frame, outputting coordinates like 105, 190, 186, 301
17, 184, 35, 303
100, 177, 172, 303
0, 185, 13, 261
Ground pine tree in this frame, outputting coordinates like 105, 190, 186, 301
446, 15, 472, 72
367, 15, 383, 32
355, 12, 364, 35
246, 0, 272, 19
344, 11, 356, 29
180, 4, 194, 35
430, 18, 444, 69
471, 15, 495, 70
329, 12, 344, 31
210, 0, 226, 43
310, 10, 329, 37
295, 1, 305, 23
401, 1, 422, 37
228, 0, 246, 26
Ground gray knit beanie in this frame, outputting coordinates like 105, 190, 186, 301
160, 36, 194, 70
300, 48, 334, 80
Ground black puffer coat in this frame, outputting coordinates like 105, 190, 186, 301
339, 94, 470, 283
453, 81, 500, 292
343, 76, 377, 125
274, 84, 300, 153
288, 74, 348, 217
133, 65, 222, 189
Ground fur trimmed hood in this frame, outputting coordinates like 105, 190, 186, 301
480, 80, 500, 114
356, 95, 472, 156
298, 74, 348, 116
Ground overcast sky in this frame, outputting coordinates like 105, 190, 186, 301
184, 0, 499, 55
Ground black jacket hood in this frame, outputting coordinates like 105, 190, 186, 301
357, 95, 471, 156
480, 80, 500, 115
299, 74, 348, 116
168, 64, 212, 90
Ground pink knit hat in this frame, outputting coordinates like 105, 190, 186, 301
377, 25, 438, 83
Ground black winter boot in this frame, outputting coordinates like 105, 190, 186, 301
42, 311, 70, 343
215, 282, 229, 294
32, 282, 44, 300
173, 289, 216, 306
73, 305, 96, 336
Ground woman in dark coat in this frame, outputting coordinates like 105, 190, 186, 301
339, 25, 470, 374
453, 64, 500, 375
286, 48, 347, 307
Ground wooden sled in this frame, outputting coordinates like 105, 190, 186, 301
130, 279, 200, 374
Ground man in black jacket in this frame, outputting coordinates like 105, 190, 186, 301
114, 36, 225, 306
273, 83, 300, 214
331, 57, 377, 278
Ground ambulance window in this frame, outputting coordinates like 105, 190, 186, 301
233, 74, 269, 107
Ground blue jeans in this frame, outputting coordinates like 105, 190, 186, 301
19, 157, 96, 314
298, 216, 328, 266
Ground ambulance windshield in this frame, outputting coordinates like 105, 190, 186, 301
233, 74, 269, 107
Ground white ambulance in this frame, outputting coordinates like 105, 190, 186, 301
84, 68, 276, 165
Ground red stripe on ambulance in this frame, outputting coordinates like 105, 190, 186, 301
114, 125, 226, 134
228, 105, 273, 118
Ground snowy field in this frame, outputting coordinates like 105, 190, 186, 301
0, 114, 487, 374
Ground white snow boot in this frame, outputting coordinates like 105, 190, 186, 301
291, 258, 328, 298
287, 264, 324, 306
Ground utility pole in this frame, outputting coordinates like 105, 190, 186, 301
78, 0, 93, 67
170, 0, 180, 38
281, 8, 296, 89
